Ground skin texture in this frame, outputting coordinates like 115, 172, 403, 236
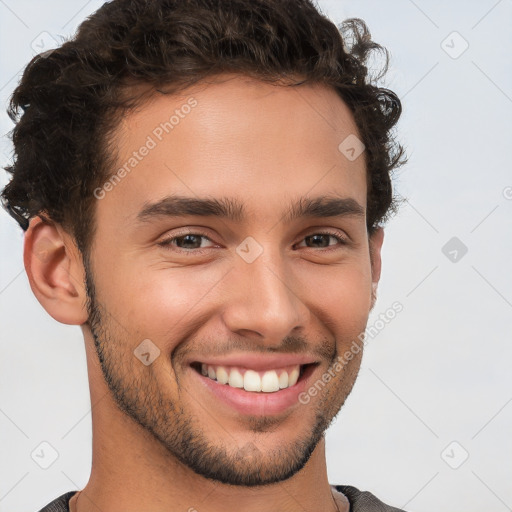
24, 73, 384, 512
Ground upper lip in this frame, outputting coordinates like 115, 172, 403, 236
189, 354, 319, 371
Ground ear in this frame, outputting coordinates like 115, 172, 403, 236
369, 227, 384, 309
23, 216, 89, 325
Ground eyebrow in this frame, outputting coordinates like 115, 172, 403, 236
135, 194, 365, 224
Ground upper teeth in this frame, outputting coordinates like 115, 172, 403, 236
201, 363, 301, 392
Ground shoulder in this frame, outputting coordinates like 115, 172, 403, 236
333, 484, 408, 512
37, 491, 77, 512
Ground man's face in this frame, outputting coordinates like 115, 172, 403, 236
83, 74, 379, 486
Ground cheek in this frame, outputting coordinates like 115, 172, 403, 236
339, 268, 372, 316
303, 262, 373, 341
97, 262, 227, 339
93, 246, 373, 348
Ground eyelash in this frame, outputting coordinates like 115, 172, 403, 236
157, 229, 348, 255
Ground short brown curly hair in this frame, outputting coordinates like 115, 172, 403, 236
1, 0, 404, 259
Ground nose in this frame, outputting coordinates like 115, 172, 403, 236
220, 251, 310, 346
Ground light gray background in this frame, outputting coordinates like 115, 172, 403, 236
1, 1, 511, 511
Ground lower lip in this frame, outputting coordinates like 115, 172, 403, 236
191, 364, 317, 416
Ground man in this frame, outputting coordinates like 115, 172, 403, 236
1, 0, 406, 510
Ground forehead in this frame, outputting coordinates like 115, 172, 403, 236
98, 74, 367, 227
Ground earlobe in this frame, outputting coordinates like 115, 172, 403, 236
24, 216, 89, 325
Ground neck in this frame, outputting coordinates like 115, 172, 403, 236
71, 484, 348, 512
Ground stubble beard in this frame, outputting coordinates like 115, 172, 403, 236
83, 260, 362, 486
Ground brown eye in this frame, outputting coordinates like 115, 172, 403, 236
158, 232, 216, 253
296, 231, 347, 250
173, 234, 206, 249
305, 234, 333, 248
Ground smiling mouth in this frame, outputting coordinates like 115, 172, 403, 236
190, 362, 317, 393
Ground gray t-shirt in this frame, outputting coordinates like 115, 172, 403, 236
37, 486, 407, 511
